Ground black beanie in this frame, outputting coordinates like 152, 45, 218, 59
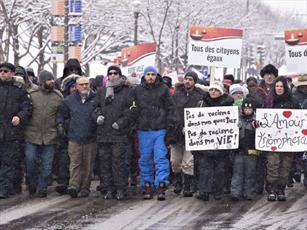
39, 70, 54, 83
162, 76, 172, 88
184, 71, 198, 83
15, 66, 27, 77
0, 62, 15, 72
107, 65, 122, 76
260, 64, 278, 78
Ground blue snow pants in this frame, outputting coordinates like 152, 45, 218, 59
138, 129, 170, 188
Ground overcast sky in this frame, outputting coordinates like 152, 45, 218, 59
262, 0, 307, 22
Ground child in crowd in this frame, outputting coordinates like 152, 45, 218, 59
231, 97, 260, 201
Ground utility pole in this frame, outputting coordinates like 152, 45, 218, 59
64, 0, 69, 63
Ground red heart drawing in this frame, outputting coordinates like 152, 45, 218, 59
302, 129, 307, 135
271, 146, 277, 151
282, 111, 292, 118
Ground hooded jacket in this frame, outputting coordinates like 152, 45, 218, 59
130, 74, 176, 131
55, 59, 82, 91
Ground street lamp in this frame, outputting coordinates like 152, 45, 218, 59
133, 0, 141, 45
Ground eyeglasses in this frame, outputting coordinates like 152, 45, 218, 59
0, 69, 11, 73
146, 72, 156, 76
108, 71, 119, 76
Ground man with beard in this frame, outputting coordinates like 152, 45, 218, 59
170, 71, 204, 197
25, 70, 63, 197
0, 62, 32, 199
130, 66, 175, 201
58, 76, 97, 198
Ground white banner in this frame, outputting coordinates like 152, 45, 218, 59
284, 29, 307, 73
188, 26, 243, 68
256, 109, 307, 152
184, 106, 239, 151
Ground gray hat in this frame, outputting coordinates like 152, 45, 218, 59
39, 70, 54, 83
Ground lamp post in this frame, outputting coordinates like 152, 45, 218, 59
133, 0, 141, 45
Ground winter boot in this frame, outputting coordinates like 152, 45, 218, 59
267, 183, 277, 201
183, 174, 193, 197
143, 182, 153, 200
277, 185, 286, 201
28, 183, 37, 196
157, 182, 166, 201
196, 192, 209, 201
173, 173, 183, 195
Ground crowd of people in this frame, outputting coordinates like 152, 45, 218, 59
0, 59, 306, 203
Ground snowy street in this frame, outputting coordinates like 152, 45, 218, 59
0, 182, 306, 230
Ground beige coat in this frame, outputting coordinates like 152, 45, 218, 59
25, 89, 63, 145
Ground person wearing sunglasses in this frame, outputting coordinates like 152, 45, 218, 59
93, 65, 135, 200
0, 62, 32, 199
129, 65, 176, 201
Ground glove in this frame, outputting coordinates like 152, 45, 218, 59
97, 115, 105, 125
251, 120, 261, 129
112, 122, 119, 130
57, 123, 66, 137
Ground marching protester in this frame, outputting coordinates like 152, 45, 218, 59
55, 74, 80, 195
196, 81, 234, 201
170, 71, 204, 197
231, 97, 260, 201
130, 66, 176, 201
93, 65, 134, 200
24, 70, 63, 197
0, 63, 32, 199
58, 76, 97, 198
264, 76, 300, 201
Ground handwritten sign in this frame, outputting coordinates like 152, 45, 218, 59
184, 106, 239, 151
256, 109, 307, 152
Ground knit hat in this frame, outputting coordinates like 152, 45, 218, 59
39, 70, 54, 83
143, 66, 158, 76
0, 62, 15, 72
229, 84, 243, 95
260, 64, 278, 78
184, 71, 198, 83
241, 97, 257, 110
208, 81, 224, 95
25, 67, 35, 77
107, 65, 122, 76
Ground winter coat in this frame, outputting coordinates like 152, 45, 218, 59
0, 79, 32, 142
171, 83, 205, 144
239, 114, 256, 153
25, 88, 63, 145
92, 81, 134, 143
199, 92, 234, 157
131, 74, 176, 131
58, 91, 96, 144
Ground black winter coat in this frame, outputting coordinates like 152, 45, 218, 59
172, 84, 205, 143
293, 88, 307, 107
131, 75, 175, 131
92, 82, 133, 143
0, 79, 32, 142
239, 114, 256, 153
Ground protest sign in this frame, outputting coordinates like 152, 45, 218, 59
188, 26, 243, 68
184, 106, 239, 151
121, 43, 156, 80
284, 29, 307, 73
256, 109, 307, 152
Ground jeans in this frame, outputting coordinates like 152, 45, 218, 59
25, 143, 55, 191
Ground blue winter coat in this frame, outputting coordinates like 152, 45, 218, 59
58, 91, 96, 144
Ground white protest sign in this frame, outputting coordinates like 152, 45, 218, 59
256, 109, 307, 152
284, 29, 307, 73
184, 106, 239, 151
188, 26, 243, 68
